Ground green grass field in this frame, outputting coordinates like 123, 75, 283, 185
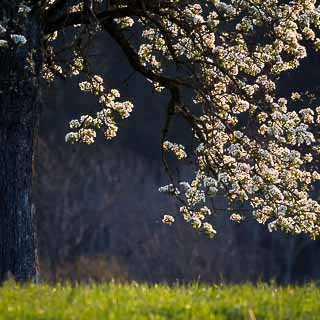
0, 282, 319, 319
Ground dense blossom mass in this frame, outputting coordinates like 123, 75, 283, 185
3, 0, 320, 238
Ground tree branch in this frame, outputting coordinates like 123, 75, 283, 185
100, 20, 189, 90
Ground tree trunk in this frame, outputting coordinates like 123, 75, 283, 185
0, 1, 42, 282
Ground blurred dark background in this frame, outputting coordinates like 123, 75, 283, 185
34, 33, 320, 284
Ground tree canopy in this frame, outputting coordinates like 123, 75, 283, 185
2, 0, 320, 240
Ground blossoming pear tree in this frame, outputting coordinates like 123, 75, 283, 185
1, 0, 320, 281
64, 0, 320, 239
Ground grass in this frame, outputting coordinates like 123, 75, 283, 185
0, 282, 319, 319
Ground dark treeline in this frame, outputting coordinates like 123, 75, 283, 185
35, 33, 320, 284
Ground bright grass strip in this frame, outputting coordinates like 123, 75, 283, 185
0, 282, 319, 319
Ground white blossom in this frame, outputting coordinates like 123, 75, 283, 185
10, 34, 27, 45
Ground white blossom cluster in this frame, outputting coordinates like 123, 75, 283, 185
140, 1, 320, 238
42, 50, 85, 81
163, 141, 187, 160
18, 5, 31, 15
42, 64, 63, 81
230, 213, 243, 223
115, 17, 135, 29
162, 214, 175, 225
0, 24, 7, 48
0, 39, 8, 48
0, 3, 29, 49
180, 205, 216, 238
159, 184, 180, 196
70, 56, 84, 76
79, 75, 105, 95
66, 79, 134, 144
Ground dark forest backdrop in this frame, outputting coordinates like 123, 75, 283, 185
34, 32, 320, 284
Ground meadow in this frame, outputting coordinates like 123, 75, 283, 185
0, 282, 319, 319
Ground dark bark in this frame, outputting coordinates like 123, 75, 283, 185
0, 1, 42, 282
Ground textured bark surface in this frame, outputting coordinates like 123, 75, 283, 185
0, 1, 42, 282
